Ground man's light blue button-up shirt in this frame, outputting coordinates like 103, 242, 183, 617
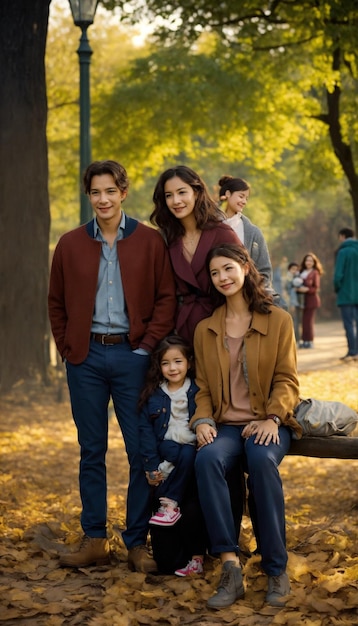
91, 213, 130, 334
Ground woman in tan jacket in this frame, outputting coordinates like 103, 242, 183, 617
191, 243, 301, 610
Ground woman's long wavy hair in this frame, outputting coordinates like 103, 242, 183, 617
206, 244, 273, 314
138, 335, 195, 409
299, 252, 324, 275
150, 165, 225, 245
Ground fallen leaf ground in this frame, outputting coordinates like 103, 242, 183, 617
1, 361, 357, 626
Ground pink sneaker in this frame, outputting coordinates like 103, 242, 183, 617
149, 507, 181, 527
175, 557, 204, 577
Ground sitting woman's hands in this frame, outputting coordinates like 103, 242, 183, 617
242, 420, 280, 445
145, 470, 163, 486
196, 423, 217, 449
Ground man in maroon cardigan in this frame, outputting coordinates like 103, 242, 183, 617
48, 160, 176, 572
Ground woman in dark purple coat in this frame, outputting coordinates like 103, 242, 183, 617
151, 165, 241, 345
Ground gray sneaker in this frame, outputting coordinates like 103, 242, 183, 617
266, 571, 290, 606
207, 560, 245, 609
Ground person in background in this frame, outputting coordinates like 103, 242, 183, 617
333, 228, 358, 361
48, 160, 176, 573
296, 252, 323, 348
285, 261, 303, 343
272, 256, 289, 310
150, 165, 241, 346
138, 335, 205, 576
218, 175, 272, 288
191, 243, 301, 610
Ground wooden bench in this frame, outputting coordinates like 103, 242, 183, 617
288, 436, 358, 459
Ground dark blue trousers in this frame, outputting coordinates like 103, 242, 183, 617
66, 339, 151, 549
195, 423, 291, 576
340, 304, 358, 356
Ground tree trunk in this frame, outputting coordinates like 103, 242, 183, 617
326, 47, 358, 235
0, 0, 51, 391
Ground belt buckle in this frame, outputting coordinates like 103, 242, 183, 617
101, 334, 108, 345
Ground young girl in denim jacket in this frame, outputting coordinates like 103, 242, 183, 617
138, 335, 204, 576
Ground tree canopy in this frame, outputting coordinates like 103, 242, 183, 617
101, 0, 358, 232
47, 3, 354, 236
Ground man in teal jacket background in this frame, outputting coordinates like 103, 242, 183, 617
334, 227, 358, 360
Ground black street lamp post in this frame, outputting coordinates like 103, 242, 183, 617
68, 0, 98, 224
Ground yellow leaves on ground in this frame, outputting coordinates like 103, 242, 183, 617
0, 363, 357, 625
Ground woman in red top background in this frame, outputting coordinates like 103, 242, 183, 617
296, 252, 324, 348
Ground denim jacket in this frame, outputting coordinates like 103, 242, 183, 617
139, 380, 199, 471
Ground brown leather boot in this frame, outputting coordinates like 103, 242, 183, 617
127, 545, 157, 573
59, 535, 110, 568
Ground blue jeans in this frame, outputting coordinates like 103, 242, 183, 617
66, 339, 151, 549
156, 441, 196, 504
340, 305, 358, 356
195, 423, 291, 576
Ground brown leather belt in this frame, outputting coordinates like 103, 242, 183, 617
91, 333, 128, 345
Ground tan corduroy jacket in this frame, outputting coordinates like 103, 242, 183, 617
191, 304, 302, 439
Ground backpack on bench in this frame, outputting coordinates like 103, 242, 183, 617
293, 398, 358, 438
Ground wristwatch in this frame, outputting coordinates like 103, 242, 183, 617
268, 414, 281, 426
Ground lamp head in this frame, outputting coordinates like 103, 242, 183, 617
69, 0, 99, 27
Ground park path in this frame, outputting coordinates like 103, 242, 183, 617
296, 319, 355, 373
